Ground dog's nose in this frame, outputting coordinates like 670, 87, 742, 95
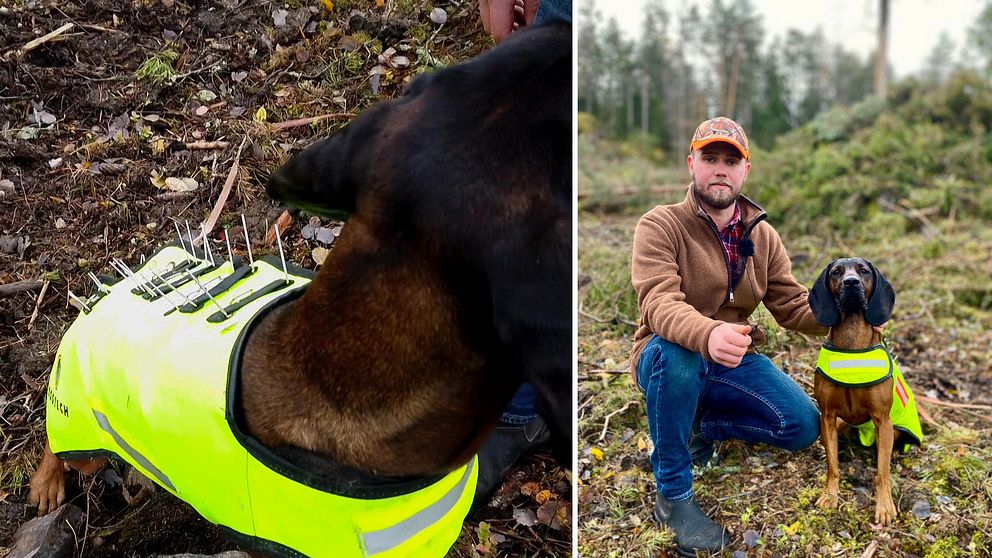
843, 276, 861, 287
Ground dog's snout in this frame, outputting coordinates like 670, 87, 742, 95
843, 276, 861, 287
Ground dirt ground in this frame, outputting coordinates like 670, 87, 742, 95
0, 1, 570, 556
577, 206, 992, 558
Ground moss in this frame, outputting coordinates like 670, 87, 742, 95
924, 536, 964, 558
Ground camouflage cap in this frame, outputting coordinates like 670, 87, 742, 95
690, 116, 750, 160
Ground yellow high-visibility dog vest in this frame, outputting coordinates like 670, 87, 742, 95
45, 245, 477, 557
815, 344, 923, 453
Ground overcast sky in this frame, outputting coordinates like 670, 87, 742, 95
585, 0, 986, 78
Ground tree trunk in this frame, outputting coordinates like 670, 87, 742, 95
726, 43, 741, 117
626, 82, 635, 135
874, 0, 889, 97
641, 70, 649, 135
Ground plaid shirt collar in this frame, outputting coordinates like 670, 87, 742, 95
707, 203, 744, 283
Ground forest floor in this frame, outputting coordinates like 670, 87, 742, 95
576, 141, 992, 558
0, 1, 570, 557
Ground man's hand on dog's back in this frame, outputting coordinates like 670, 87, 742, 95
707, 323, 753, 368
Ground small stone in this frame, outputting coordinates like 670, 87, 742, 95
10, 504, 85, 558
911, 500, 931, 519
743, 529, 760, 548
55, 218, 66, 229
733, 551, 747, 558
936, 495, 952, 506
301, 225, 316, 240
429, 7, 447, 24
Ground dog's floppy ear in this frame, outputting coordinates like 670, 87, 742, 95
865, 261, 895, 326
809, 261, 839, 327
266, 133, 357, 220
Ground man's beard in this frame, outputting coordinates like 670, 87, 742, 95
691, 177, 740, 210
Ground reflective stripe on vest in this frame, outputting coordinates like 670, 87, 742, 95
815, 345, 892, 386
815, 344, 924, 452
45, 245, 477, 557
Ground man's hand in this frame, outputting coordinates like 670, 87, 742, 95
479, 0, 539, 43
707, 323, 752, 368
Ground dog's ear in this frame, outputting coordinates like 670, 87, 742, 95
809, 261, 839, 327
266, 133, 358, 220
865, 261, 895, 326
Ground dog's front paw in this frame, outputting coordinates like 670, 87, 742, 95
874, 496, 897, 525
815, 491, 839, 509
28, 461, 66, 516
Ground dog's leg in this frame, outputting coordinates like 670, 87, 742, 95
28, 440, 66, 516
815, 412, 841, 509
29, 440, 108, 516
872, 413, 897, 524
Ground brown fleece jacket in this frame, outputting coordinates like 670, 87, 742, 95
629, 188, 827, 377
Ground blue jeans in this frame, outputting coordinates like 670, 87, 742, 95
500, 382, 537, 425
534, 0, 571, 26
636, 335, 820, 502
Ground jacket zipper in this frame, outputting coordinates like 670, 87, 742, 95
702, 212, 768, 305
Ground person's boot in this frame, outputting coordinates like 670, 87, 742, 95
471, 417, 550, 511
653, 494, 730, 556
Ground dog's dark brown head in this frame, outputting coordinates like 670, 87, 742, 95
262, 23, 572, 470
809, 257, 895, 327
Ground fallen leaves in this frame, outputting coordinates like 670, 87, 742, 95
150, 170, 199, 192
312, 246, 329, 265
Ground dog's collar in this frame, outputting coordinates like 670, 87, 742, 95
816, 344, 893, 387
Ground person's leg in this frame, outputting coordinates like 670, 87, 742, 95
636, 335, 707, 502
499, 382, 538, 424
697, 352, 820, 451
472, 382, 549, 509
637, 335, 729, 556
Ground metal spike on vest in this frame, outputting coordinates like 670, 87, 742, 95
45, 244, 477, 557
815, 344, 923, 453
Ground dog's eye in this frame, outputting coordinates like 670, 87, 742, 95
830, 267, 842, 276
858, 266, 870, 275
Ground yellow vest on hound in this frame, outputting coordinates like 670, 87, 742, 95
45, 245, 477, 558
815, 344, 923, 453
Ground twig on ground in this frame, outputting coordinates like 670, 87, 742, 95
917, 403, 938, 428
26, 280, 50, 331
916, 396, 992, 412
202, 137, 248, 237
0, 280, 44, 297
597, 401, 635, 443
579, 308, 609, 323
833, 232, 853, 255
270, 112, 353, 131
879, 199, 938, 237
12, 23, 74, 58
186, 140, 231, 150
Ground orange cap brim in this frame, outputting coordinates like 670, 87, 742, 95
690, 137, 749, 160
